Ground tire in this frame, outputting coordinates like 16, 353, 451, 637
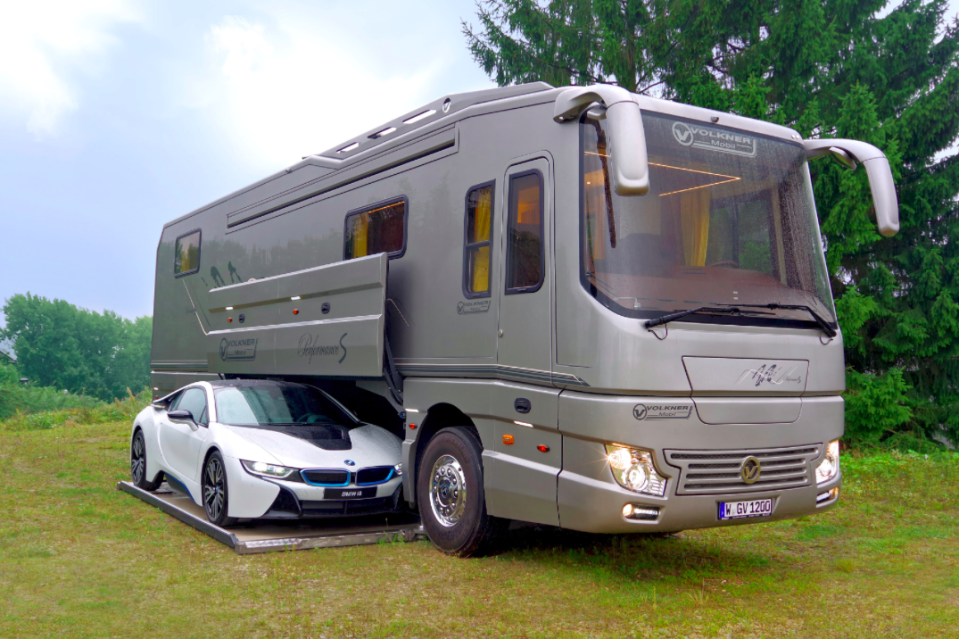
202, 451, 238, 528
416, 428, 507, 557
131, 429, 162, 491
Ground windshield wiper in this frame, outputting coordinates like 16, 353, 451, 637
644, 305, 774, 330
734, 303, 838, 337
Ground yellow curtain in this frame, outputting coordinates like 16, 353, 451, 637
474, 188, 491, 242
352, 214, 369, 258
680, 190, 711, 267
471, 188, 492, 292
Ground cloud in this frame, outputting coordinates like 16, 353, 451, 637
202, 13, 449, 170
0, 0, 140, 137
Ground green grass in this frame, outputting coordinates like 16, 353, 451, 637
1, 418, 957, 638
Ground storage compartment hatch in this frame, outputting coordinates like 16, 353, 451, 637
206, 253, 387, 378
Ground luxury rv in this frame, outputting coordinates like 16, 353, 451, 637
149, 82, 899, 555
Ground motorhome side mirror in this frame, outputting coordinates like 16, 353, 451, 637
803, 138, 900, 237
167, 409, 195, 424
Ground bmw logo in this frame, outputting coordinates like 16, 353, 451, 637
344, 460, 356, 466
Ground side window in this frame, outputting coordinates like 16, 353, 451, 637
344, 198, 407, 260
177, 388, 208, 426
174, 230, 201, 276
505, 171, 544, 293
463, 182, 494, 297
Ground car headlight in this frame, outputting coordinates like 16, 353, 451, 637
393, 463, 403, 477
241, 459, 298, 479
815, 440, 840, 484
605, 444, 667, 497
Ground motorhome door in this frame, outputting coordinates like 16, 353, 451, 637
497, 158, 553, 379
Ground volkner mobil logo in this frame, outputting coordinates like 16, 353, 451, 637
671, 120, 757, 157
297, 333, 348, 364
219, 337, 257, 361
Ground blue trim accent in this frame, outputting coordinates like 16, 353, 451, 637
165, 473, 193, 501
356, 466, 395, 486
301, 469, 351, 487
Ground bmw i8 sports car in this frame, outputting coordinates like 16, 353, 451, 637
129, 379, 404, 526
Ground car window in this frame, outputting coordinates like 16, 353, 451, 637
214, 384, 356, 427
176, 388, 208, 425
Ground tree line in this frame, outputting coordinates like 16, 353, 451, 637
465, 0, 959, 445
0, 294, 151, 403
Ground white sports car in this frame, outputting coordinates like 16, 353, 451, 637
129, 379, 404, 526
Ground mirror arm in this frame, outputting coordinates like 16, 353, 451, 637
803, 138, 900, 237
553, 85, 650, 196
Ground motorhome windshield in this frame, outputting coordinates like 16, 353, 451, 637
581, 111, 835, 329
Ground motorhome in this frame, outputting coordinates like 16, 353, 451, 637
150, 82, 899, 556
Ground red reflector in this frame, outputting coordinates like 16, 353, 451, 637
228, 317, 232, 322
537, 445, 550, 453
293, 309, 299, 315
409, 423, 417, 430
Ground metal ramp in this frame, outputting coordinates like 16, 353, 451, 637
118, 481, 424, 555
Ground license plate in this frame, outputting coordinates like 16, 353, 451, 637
325, 487, 376, 499
718, 498, 773, 520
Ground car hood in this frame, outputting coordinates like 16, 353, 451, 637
223, 423, 402, 470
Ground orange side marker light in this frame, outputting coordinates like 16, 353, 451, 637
408, 423, 417, 430
537, 445, 550, 453
503, 435, 514, 445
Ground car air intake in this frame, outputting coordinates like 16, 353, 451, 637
302, 469, 350, 486
356, 466, 394, 485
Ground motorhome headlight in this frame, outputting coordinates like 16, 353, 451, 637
605, 444, 667, 497
815, 440, 840, 484
241, 460, 297, 479
393, 463, 403, 477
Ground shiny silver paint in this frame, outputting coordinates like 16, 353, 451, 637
148, 82, 889, 535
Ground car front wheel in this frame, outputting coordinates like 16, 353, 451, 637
416, 428, 506, 557
202, 451, 238, 528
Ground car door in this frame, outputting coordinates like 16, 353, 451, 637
157, 387, 208, 483
487, 158, 562, 525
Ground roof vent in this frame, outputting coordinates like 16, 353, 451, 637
337, 142, 359, 154
369, 127, 396, 139
403, 109, 435, 124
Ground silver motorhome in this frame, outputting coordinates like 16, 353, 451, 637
150, 83, 899, 555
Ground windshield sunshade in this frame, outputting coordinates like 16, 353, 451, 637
580, 111, 835, 328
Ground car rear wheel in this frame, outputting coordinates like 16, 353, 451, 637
131, 430, 162, 491
416, 428, 506, 557
202, 451, 238, 528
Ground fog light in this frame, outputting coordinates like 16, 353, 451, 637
622, 504, 660, 521
605, 444, 668, 496
817, 487, 840, 504
816, 439, 840, 484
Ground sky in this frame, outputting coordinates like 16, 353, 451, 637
0, 0, 957, 326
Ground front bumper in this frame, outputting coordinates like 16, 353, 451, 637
223, 455, 404, 519
558, 466, 841, 534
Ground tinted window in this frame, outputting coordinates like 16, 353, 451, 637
174, 230, 201, 276
506, 172, 544, 292
464, 182, 494, 297
175, 388, 208, 425
344, 199, 406, 260
214, 384, 356, 427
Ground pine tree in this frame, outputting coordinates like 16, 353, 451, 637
464, 0, 959, 444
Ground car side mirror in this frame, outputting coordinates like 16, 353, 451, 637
168, 409, 196, 424
553, 85, 650, 196
803, 138, 900, 237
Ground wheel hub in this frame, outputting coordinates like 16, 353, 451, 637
429, 454, 467, 527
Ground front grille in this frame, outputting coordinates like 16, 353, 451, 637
666, 444, 820, 495
356, 466, 394, 486
302, 469, 350, 486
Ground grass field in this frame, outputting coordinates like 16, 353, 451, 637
1, 418, 957, 638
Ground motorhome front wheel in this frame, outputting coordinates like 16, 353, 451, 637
416, 428, 506, 557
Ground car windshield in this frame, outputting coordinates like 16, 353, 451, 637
213, 384, 357, 427
581, 110, 835, 327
